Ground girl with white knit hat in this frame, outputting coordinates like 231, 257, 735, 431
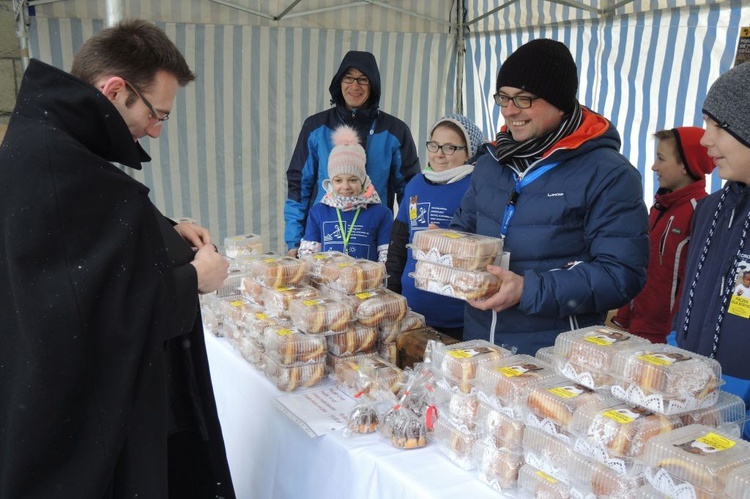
298, 125, 393, 262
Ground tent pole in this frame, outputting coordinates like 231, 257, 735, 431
12, 0, 30, 70
105, 0, 125, 27
455, 0, 465, 115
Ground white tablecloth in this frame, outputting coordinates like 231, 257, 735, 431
205, 332, 502, 499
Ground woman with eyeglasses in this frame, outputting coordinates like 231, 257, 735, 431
385, 114, 487, 341
451, 38, 649, 355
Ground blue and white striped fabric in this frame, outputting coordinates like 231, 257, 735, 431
25, 0, 748, 252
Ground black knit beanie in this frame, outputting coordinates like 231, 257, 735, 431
703, 62, 750, 149
496, 39, 579, 113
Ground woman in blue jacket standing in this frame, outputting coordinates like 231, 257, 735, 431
451, 39, 649, 355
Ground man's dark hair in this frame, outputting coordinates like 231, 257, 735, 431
71, 19, 195, 106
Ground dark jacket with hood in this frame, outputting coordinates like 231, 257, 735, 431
451, 108, 649, 355
284, 50, 420, 250
0, 60, 235, 499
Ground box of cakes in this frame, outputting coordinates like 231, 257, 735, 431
287, 297, 356, 334
409, 228, 503, 270
318, 258, 386, 294
223, 233, 263, 258
261, 324, 327, 365
428, 340, 513, 393
411, 260, 501, 301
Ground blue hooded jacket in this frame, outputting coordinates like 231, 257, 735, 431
452, 109, 649, 354
284, 51, 420, 250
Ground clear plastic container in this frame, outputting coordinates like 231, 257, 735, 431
235, 308, 291, 341
474, 354, 557, 416
432, 416, 479, 470
565, 450, 643, 498
516, 464, 571, 499
476, 401, 525, 451
319, 259, 386, 294
378, 310, 426, 343
609, 344, 722, 415
525, 376, 618, 440
473, 439, 524, 492
263, 355, 326, 391
261, 325, 327, 365
521, 426, 574, 483
300, 250, 353, 278
409, 228, 503, 270
248, 255, 308, 288
678, 391, 747, 436
642, 424, 750, 498
333, 355, 404, 395
239, 276, 265, 305
235, 331, 264, 369
216, 264, 249, 297
553, 325, 652, 389
223, 233, 263, 258
411, 260, 501, 301
433, 378, 479, 431
325, 323, 378, 356
215, 296, 260, 327
287, 297, 356, 334
260, 284, 320, 317
569, 402, 681, 475
724, 462, 750, 499
430, 340, 513, 393
350, 288, 408, 326
535, 346, 556, 367
325, 351, 378, 374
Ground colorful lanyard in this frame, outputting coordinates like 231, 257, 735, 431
336, 207, 361, 252
500, 162, 560, 237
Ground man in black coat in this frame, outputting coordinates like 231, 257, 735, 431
0, 20, 235, 498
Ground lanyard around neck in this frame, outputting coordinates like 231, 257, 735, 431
500, 162, 560, 237
336, 207, 361, 252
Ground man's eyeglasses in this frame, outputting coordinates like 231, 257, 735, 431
426, 141, 467, 156
122, 79, 170, 122
494, 93, 539, 109
342, 75, 370, 86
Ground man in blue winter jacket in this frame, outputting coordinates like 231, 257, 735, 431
284, 50, 420, 256
451, 38, 649, 355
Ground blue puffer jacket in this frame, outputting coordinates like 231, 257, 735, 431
451, 108, 649, 354
284, 51, 420, 250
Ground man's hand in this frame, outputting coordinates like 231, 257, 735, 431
175, 221, 211, 249
287, 248, 299, 258
467, 265, 524, 312
191, 244, 229, 294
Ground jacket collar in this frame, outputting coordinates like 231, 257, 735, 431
654, 179, 707, 209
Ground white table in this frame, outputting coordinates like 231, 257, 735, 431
204, 332, 502, 499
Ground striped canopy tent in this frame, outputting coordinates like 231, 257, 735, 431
13, 0, 748, 253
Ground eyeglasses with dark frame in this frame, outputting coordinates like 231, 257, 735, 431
493, 93, 539, 109
341, 75, 370, 86
425, 141, 467, 156
122, 79, 170, 123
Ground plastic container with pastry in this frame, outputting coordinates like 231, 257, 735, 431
235, 331, 265, 369
516, 464, 572, 499
378, 310, 426, 344
476, 401, 525, 451
409, 228, 503, 270
534, 345, 557, 368
324, 322, 378, 356
262, 355, 327, 392
432, 416, 479, 470
350, 288, 408, 326
223, 233, 264, 258
216, 263, 250, 297
568, 401, 681, 475
318, 259, 386, 294
474, 354, 557, 417
215, 295, 261, 330
200, 293, 224, 335
260, 284, 320, 318
299, 250, 353, 278
552, 325, 651, 390
609, 344, 722, 415
333, 355, 405, 396
235, 308, 291, 341
287, 297, 356, 334
239, 276, 265, 305
641, 424, 750, 499
723, 461, 750, 499
524, 376, 619, 441
565, 451, 644, 498
261, 325, 327, 365
325, 351, 378, 375
432, 377, 479, 431
472, 438, 524, 492
678, 390, 747, 436
410, 260, 501, 301
521, 426, 575, 483
247, 255, 308, 288
429, 339, 513, 394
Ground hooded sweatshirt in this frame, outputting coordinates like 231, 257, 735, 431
283, 51, 420, 250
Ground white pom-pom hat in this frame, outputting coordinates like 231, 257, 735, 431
327, 125, 367, 184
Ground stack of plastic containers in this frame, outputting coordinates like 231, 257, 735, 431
223, 233, 264, 258
407, 229, 505, 301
